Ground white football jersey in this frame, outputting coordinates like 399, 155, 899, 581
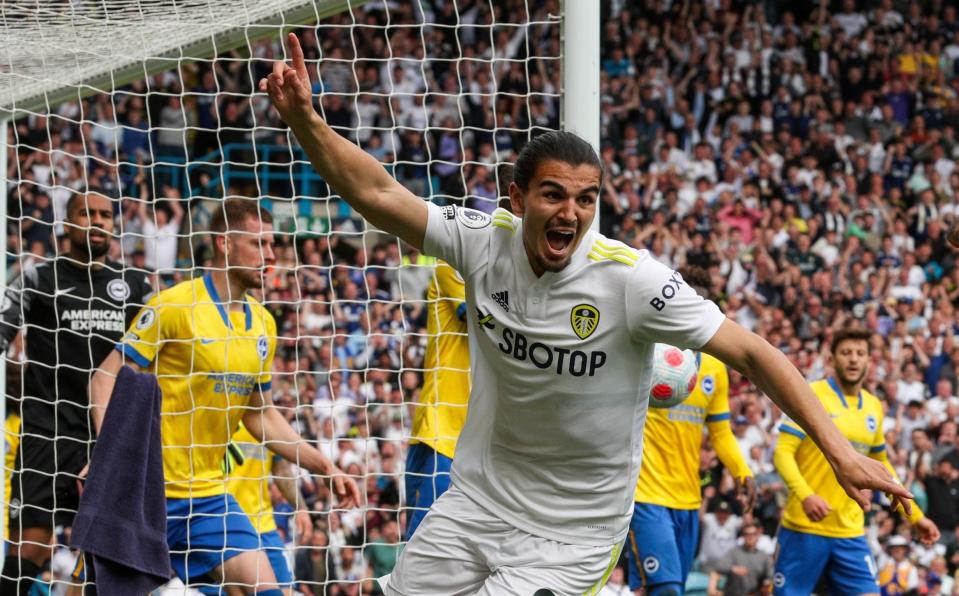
423, 204, 726, 546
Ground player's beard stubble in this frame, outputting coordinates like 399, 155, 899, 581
230, 265, 266, 295
80, 229, 111, 260
836, 365, 867, 389
87, 240, 110, 259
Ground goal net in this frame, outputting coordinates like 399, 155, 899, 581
1, 0, 563, 593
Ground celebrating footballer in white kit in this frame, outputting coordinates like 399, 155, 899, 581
261, 32, 916, 595
426, 201, 726, 542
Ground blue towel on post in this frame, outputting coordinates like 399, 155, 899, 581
71, 365, 171, 595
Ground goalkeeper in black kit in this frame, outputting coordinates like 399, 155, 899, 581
0, 192, 151, 595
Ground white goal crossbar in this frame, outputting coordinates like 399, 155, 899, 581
0, 0, 366, 115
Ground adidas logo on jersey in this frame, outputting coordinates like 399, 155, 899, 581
491, 290, 510, 312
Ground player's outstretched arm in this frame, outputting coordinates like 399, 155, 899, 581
242, 388, 362, 508
260, 33, 428, 249
702, 319, 914, 513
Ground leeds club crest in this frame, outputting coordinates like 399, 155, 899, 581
570, 304, 599, 340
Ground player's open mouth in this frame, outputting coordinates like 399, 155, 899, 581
545, 229, 575, 255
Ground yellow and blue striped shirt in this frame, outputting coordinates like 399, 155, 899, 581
119, 274, 277, 499
775, 378, 922, 538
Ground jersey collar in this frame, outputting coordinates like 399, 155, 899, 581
511, 225, 546, 286
203, 273, 253, 331
827, 376, 863, 410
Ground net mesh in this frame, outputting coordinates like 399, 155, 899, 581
2, 0, 562, 593
0, 0, 357, 112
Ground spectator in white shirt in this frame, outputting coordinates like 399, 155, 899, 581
699, 501, 742, 570
834, 0, 869, 37
897, 363, 927, 404
686, 142, 718, 184
734, 409, 768, 461
900, 252, 928, 287
927, 380, 958, 425
898, 401, 930, 452
139, 188, 184, 274
812, 229, 841, 267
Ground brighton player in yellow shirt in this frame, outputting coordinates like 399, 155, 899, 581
90, 199, 359, 595
406, 259, 470, 539
773, 326, 939, 596
626, 266, 755, 596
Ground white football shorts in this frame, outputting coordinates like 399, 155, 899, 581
385, 483, 622, 595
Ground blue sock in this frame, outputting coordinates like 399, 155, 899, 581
253, 590, 284, 596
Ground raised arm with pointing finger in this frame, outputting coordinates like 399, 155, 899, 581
260, 33, 428, 248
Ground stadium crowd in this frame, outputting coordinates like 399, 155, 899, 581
598, 1, 959, 593
4, 0, 959, 594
